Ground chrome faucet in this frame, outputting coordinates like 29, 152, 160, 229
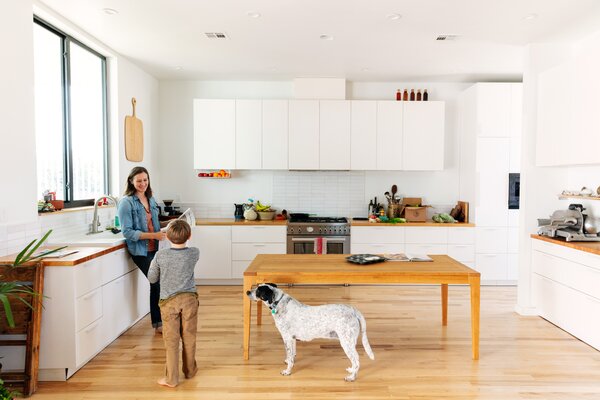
89, 195, 119, 234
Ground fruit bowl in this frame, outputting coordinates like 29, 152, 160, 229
257, 210, 276, 220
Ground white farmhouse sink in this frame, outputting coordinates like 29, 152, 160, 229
49, 230, 126, 247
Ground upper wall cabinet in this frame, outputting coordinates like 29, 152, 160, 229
475, 84, 511, 137
193, 99, 235, 169
235, 100, 262, 169
194, 98, 445, 171
289, 100, 319, 170
376, 101, 403, 170
262, 100, 288, 169
403, 101, 445, 170
351, 101, 377, 170
320, 100, 351, 170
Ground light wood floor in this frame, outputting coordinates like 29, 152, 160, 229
32, 285, 600, 399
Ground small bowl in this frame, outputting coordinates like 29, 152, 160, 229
257, 211, 276, 220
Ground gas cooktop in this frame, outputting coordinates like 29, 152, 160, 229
288, 216, 348, 223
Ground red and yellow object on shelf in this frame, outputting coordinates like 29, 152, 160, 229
197, 169, 231, 178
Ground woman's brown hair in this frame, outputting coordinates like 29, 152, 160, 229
124, 166, 153, 198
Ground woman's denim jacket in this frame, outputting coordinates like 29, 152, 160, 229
118, 195, 160, 256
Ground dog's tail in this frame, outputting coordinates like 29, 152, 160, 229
355, 309, 375, 360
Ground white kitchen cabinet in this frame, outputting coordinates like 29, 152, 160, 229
376, 101, 403, 170
532, 239, 600, 350
191, 226, 232, 280
37, 249, 147, 381
402, 101, 445, 170
235, 100, 262, 169
231, 226, 286, 279
458, 83, 522, 285
350, 100, 377, 170
289, 100, 319, 169
262, 100, 288, 169
319, 100, 351, 170
193, 99, 235, 169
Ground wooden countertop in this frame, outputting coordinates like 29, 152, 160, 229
0, 244, 126, 267
351, 221, 475, 227
195, 218, 288, 226
531, 234, 600, 256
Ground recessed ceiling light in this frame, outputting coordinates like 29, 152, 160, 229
102, 8, 118, 15
174, 66, 183, 71
387, 13, 402, 21
362, 68, 370, 72
522, 13, 538, 20
319, 34, 334, 41
247, 11, 261, 18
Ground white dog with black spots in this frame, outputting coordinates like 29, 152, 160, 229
246, 283, 375, 382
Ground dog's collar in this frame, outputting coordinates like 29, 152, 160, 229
269, 292, 285, 315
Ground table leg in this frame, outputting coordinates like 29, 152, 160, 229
469, 275, 480, 360
441, 283, 448, 326
257, 301, 262, 325
243, 277, 253, 360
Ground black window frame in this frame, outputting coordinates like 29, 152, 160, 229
34, 17, 109, 208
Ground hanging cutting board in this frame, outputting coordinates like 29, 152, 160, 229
124, 97, 144, 161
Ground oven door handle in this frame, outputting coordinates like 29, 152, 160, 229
290, 237, 348, 242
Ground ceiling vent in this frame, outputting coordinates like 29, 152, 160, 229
204, 32, 230, 39
436, 34, 459, 41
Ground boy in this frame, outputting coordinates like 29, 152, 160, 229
148, 219, 200, 388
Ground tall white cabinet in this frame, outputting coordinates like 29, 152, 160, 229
288, 100, 319, 169
193, 99, 235, 169
458, 83, 522, 284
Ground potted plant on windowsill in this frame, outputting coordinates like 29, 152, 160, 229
0, 230, 65, 397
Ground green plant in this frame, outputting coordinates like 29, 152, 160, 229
0, 378, 20, 400
0, 230, 64, 328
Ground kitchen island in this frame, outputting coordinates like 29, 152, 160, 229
242, 254, 480, 361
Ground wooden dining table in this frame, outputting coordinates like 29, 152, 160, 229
242, 254, 481, 361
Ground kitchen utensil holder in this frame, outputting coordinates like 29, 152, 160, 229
387, 204, 402, 218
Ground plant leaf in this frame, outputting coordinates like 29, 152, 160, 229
25, 245, 68, 263
13, 239, 36, 266
14, 229, 53, 266
0, 293, 15, 328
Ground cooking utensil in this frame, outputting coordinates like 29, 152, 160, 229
125, 97, 144, 161
384, 192, 392, 203
391, 185, 398, 204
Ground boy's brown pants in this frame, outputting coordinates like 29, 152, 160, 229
159, 292, 199, 386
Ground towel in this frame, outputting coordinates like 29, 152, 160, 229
314, 237, 328, 254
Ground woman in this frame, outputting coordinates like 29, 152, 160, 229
118, 166, 166, 334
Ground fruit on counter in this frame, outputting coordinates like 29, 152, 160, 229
255, 200, 272, 212
275, 214, 286, 220
390, 217, 406, 223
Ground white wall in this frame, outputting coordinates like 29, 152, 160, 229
0, 1, 37, 225
517, 38, 600, 314
157, 81, 471, 212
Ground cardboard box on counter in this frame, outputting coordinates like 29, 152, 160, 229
401, 197, 430, 222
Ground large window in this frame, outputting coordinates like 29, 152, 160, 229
33, 18, 108, 206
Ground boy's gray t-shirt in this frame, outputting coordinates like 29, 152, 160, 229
148, 247, 199, 300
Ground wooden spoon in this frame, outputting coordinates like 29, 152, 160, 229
391, 185, 397, 203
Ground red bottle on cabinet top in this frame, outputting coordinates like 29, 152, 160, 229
403, 89, 408, 101
409, 89, 415, 101
423, 89, 428, 101
396, 89, 401, 101
416, 89, 422, 101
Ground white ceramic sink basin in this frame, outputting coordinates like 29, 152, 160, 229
49, 230, 126, 247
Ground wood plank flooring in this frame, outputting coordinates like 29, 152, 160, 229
32, 285, 600, 399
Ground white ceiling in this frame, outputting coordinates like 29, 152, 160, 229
37, 0, 600, 82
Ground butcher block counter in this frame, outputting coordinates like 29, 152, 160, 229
351, 221, 475, 227
0, 244, 126, 266
195, 218, 287, 226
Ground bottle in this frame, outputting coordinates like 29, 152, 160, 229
403, 89, 408, 101
423, 89, 428, 101
410, 89, 415, 101
416, 89, 422, 101
396, 89, 401, 101
114, 215, 120, 228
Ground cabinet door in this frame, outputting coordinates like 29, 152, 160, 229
190, 226, 232, 279
351, 100, 377, 170
376, 101, 403, 170
262, 100, 288, 169
289, 100, 319, 169
475, 83, 511, 137
402, 101, 445, 170
235, 100, 262, 169
320, 100, 350, 170
193, 99, 235, 169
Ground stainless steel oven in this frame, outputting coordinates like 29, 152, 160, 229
286, 216, 351, 254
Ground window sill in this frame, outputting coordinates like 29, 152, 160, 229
38, 204, 116, 216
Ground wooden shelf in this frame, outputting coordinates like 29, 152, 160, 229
558, 194, 600, 201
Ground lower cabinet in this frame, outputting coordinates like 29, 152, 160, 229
38, 248, 150, 381
532, 239, 600, 351
190, 226, 232, 279
231, 226, 286, 279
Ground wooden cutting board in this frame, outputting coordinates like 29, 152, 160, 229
124, 97, 143, 161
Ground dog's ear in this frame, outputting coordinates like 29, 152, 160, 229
266, 282, 277, 288
256, 285, 275, 304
